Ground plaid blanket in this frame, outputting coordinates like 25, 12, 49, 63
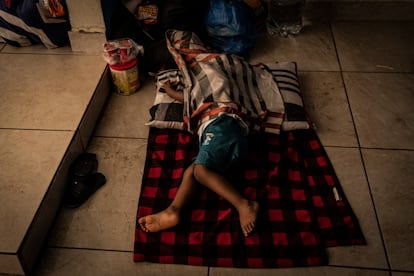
134, 127, 366, 268
165, 30, 285, 134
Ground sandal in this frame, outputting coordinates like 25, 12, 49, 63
64, 153, 106, 208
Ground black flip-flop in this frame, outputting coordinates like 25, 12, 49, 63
64, 153, 106, 208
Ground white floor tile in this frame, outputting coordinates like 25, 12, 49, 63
333, 21, 414, 73
344, 72, 414, 149
48, 137, 147, 252
35, 248, 209, 276
249, 23, 340, 71
0, 54, 106, 130
325, 147, 388, 269
300, 72, 358, 147
362, 149, 414, 271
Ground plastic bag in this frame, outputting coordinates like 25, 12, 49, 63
102, 38, 144, 65
205, 0, 258, 57
136, 0, 158, 25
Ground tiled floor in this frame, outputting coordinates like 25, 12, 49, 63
2, 20, 414, 275
0, 43, 109, 275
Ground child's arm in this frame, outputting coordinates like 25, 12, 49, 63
162, 81, 184, 102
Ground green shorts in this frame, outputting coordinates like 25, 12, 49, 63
194, 115, 248, 173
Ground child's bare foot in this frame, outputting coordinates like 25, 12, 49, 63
138, 206, 180, 232
238, 200, 259, 236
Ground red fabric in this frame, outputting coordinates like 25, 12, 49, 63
134, 127, 365, 268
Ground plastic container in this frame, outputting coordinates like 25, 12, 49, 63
108, 58, 141, 96
266, 0, 305, 37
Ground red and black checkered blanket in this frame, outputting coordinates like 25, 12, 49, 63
134, 127, 366, 268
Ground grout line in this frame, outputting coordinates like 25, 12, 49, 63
48, 246, 132, 254
328, 264, 391, 273
329, 23, 393, 271
300, 69, 414, 75
323, 144, 358, 148
360, 146, 414, 152
328, 23, 363, 151
339, 70, 414, 75
0, 127, 73, 132
92, 134, 149, 141
0, 49, 100, 57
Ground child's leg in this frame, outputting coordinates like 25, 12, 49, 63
138, 163, 198, 232
193, 164, 259, 236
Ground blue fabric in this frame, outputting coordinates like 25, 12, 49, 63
205, 0, 257, 57
194, 115, 248, 173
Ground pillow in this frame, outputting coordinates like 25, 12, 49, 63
145, 69, 185, 130
262, 61, 310, 131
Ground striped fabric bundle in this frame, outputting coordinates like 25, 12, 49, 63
0, 0, 70, 48
165, 29, 285, 134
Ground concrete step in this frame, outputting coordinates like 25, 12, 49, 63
0, 48, 111, 275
